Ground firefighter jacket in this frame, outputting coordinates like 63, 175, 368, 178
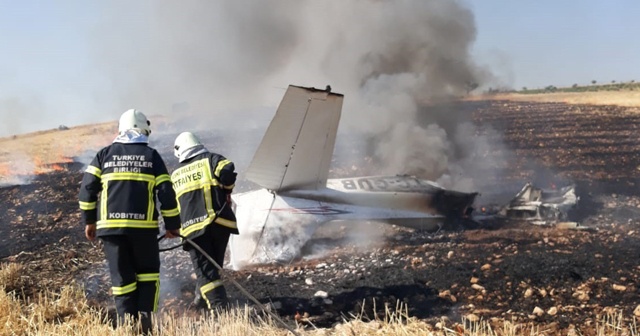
78, 143, 181, 236
170, 151, 239, 239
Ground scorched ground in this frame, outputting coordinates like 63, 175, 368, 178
1, 100, 639, 334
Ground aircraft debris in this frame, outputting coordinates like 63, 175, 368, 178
498, 182, 578, 225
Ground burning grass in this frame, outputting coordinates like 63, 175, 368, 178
0, 121, 115, 186
2, 264, 639, 335
0, 155, 75, 187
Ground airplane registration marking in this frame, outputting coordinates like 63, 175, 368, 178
269, 206, 350, 215
340, 177, 434, 191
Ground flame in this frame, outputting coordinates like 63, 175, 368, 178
0, 150, 74, 185
0, 121, 116, 186
0, 160, 34, 185
0, 162, 11, 178
51, 163, 66, 171
0, 160, 34, 178
32, 153, 74, 175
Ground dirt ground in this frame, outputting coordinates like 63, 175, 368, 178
1, 100, 640, 334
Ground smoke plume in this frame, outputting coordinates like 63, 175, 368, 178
0, 96, 44, 137
92, 0, 501, 191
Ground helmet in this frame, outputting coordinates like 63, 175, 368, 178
118, 109, 151, 135
174, 131, 202, 159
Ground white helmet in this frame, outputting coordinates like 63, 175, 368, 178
118, 109, 151, 135
174, 131, 202, 159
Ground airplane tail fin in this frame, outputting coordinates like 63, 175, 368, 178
246, 85, 343, 191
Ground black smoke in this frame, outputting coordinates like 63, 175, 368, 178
94, 0, 504, 191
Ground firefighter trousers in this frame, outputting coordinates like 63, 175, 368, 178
187, 224, 231, 310
101, 234, 160, 324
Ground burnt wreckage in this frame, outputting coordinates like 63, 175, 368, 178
229, 85, 478, 268
499, 182, 578, 225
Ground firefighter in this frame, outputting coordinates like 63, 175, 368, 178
78, 109, 181, 333
170, 131, 238, 310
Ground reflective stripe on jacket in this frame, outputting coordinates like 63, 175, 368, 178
78, 143, 181, 236
171, 152, 238, 239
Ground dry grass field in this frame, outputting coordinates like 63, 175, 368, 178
1, 263, 637, 335
469, 90, 640, 108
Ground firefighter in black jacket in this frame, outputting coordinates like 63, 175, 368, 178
78, 109, 180, 333
171, 131, 239, 310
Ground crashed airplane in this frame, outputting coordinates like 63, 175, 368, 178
229, 85, 478, 269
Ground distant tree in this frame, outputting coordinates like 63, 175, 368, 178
631, 80, 635, 83
572, 83, 578, 88
591, 80, 597, 85
465, 81, 479, 94
522, 86, 527, 91
612, 80, 616, 84
486, 87, 502, 94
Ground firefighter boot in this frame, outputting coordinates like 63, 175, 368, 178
193, 291, 207, 310
210, 286, 230, 311
139, 311, 152, 335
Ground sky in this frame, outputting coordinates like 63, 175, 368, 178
0, 0, 639, 136
468, 0, 640, 89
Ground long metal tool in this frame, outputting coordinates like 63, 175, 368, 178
158, 233, 300, 336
